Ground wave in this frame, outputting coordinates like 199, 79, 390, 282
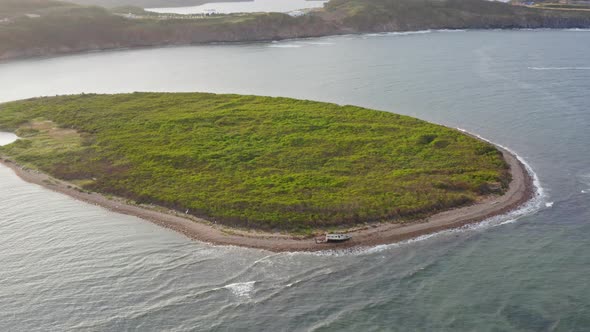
299, 41, 334, 46
271, 29, 465, 47
223, 281, 256, 297
364, 30, 431, 37
368, 29, 467, 37
579, 173, 590, 194
528, 66, 590, 71
267, 44, 302, 48
365, 29, 460, 38
385, 30, 433, 35
435, 29, 467, 33
564, 28, 590, 32
266, 39, 335, 49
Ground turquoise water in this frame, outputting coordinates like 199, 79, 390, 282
0, 30, 589, 330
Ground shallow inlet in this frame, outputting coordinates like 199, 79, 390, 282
0, 132, 17, 146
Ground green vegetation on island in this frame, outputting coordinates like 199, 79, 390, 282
2, 0, 590, 61
0, 93, 510, 231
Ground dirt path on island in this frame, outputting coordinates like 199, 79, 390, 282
0, 146, 534, 252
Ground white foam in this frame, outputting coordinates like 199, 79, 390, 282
299, 41, 334, 46
499, 218, 518, 225
387, 30, 433, 35
224, 281, 255, 297
564, 28, 590, 32
363, 29, 467, 40
528, 67, 590, 71
578, 174, 590, 194
435, 29, 467, 33
297, 232, 442, 257
545, 202, 554, 208
267, 44, 302, 48
364, 30, 432, 38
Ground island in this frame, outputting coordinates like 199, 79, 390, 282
0, 93, 533, 251
2, 0, 590, 61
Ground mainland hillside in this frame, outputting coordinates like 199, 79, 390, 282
1, 0, 590, 60
67, 0, 250, 8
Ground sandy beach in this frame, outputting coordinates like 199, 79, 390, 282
0, 145, 533, 252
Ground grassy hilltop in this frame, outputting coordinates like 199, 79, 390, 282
0, 93, 510, 231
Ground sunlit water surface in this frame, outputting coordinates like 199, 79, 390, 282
1, 30, 589, 331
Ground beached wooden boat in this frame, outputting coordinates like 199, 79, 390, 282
315, 233, 352, 244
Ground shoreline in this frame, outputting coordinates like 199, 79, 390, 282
0, 27, 587, 64
0, 143, 534, 252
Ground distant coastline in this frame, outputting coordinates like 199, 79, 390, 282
0, 143, 534, 252
1, 28, 588, 64
2, 0, 590, 62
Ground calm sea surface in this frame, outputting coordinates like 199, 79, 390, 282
1, 30, 589, 331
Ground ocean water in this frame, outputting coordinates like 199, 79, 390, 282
0, 30, 589, 331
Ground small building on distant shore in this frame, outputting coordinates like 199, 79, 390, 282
512, 0, 590, 5
288, 10, 305, 17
